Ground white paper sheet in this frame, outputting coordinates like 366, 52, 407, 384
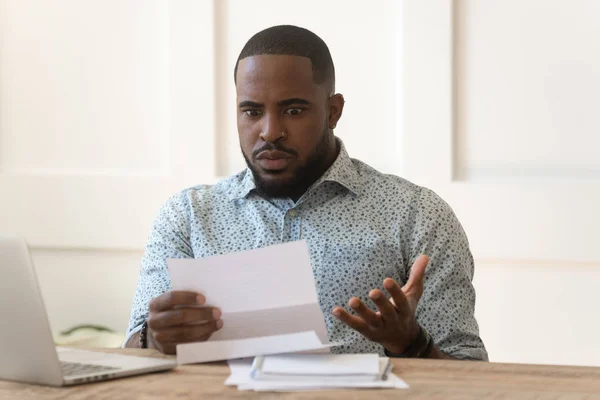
177, 331, 333, 365
225, 358, 254, 386
168, 240, 319, 313
169, 240, 331, 363
226, 356, 410, 391
258, 353, 381, 377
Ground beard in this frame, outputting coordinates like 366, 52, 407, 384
242, 126, 336, 199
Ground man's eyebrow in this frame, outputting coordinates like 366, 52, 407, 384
238, 100, 263, 108
278, 98, 311, 107
238, 98, 311, 108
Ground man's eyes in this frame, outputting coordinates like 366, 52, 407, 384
284, 108, 304, 116
244, 110, 263, 117
243, 108, 305, 118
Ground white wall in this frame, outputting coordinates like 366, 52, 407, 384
32, 249, 142, 334
402, 0, 600, 366
474, 261, 600, 366
2, 0, 600, 367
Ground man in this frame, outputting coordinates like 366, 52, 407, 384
125, 25, 487, 361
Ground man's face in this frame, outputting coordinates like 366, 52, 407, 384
236, 55, 342, 198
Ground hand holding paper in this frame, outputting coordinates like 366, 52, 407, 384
145, 291, 223, 354
168, 240, 331, 363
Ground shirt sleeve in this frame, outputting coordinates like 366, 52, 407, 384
407, 187, 488, 361
124, 191, 194, 343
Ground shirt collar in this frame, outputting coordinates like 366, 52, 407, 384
227, 138, 361, 201
310, 139, 361, 197
226, 168, 257, 201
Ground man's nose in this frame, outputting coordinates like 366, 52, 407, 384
259, 114, 285, 143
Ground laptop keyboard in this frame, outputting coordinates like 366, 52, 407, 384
60, 361, 120, 377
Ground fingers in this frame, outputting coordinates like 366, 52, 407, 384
149, 291, 205, 312
150, 319, 224, 346
331, 257, 429, 343
147, 294, 223, 354
402, 255, 428, 310
368, 289, 397, 322
148, 307, 222, 330
384, 278, 412, 317
403, 255, 428, 294
331, 306, 369, 334
348, 297, 382, 327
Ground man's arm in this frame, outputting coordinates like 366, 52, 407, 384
407, 187, 488, 361
332, 186, 486, 360
123, 191, 194, 348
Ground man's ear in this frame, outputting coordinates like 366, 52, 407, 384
327, 93, 345, 129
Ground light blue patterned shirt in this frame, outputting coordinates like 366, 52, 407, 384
126, 140, 487, 360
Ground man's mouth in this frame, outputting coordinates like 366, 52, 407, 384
255, 150, 293, 171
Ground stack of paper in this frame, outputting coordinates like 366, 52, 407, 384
225, 354, 409, 392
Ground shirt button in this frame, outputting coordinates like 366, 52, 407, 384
288, 209, 297, 217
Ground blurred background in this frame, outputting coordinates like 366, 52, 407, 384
1, 0, 599, 365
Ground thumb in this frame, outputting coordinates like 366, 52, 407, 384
402, 254, 428, 301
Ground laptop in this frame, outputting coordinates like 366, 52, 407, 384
0, 235, 176, 386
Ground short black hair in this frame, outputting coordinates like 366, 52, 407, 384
234, 25, 335, 94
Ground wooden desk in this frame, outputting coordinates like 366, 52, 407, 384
1, 348, 599, 399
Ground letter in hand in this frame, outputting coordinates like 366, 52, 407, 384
331, 255, 429, 354
147, 291, 223, 354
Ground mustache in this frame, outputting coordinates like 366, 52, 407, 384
252, 143, 298, 158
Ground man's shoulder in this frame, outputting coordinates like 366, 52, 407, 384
162, 171, 247, 210
351, 158, 421, 198
351, 158, 451, 210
